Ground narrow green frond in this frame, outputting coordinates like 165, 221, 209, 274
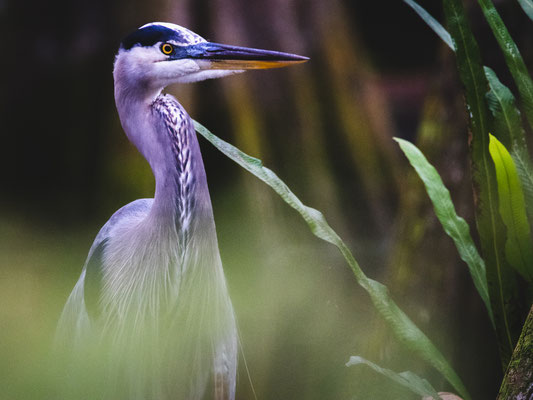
511, 151, 533, 228
518, 0, 533, 21
517, 0, 533, 26
485, 67, 533, 228
444, 0, 520, 366
194, 120, 471, 400
404, 0, 533, 133
477, 0, 533, 131
489, 135, 533, 282
395, 138, 493, 324
484, 67, 522, 149
346, 356, 442, 399
403, 0, 454, 50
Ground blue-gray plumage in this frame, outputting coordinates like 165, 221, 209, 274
56, 22, 307, 400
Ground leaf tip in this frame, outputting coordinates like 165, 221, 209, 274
345, 356, 362, 367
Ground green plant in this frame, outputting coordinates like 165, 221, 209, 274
396, 0, 533, 397
194, 122, 466, 400
195, 0, 533, 396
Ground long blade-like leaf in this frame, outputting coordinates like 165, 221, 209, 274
395, 138, 493, 324
194, 120, 471, 400
403, 0, 454, 50
403, 1, 533, 223
476, 0, 533, 131
485, 67, 533, 229
489, 134, 533, 282
444, 0, 520, 366
484, 67, 524, 149
346, 356, 442, 399
516, 0, 533, 22
403, 0, 533, 136
403, 0, 533, 135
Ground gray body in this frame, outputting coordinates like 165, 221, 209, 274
57, 21, 306, 400
58, 89, 237, 399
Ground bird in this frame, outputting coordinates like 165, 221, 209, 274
56, 22, 307, 400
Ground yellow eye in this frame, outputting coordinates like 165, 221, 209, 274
161, 43, 174, 55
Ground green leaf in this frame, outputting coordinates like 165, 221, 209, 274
489, 134, 533, 282
484, 67, 523, 149
403, 0, 533, 132
516, 0, 533, 22
485, 67, 533, 229
511, 150, 533, 229
346, 355, 442, 399
403, 0, 454, 50
403, 0, 533, 134
444, 0, 519, 366
194, 120, 471, 400
395, 138, 493, 324
476, 0, 533, 131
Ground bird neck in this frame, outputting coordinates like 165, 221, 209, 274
114, 84, 215, 235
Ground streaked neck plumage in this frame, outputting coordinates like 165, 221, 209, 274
113, 61, 214, 237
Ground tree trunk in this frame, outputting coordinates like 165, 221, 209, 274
497, 305, 533, 399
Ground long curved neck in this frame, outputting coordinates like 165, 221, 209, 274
114, 81, 215, 236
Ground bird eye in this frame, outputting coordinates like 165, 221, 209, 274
161, 43, 174, 55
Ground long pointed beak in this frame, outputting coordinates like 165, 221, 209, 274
185, 42, 309, 70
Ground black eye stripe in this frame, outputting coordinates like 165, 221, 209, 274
121, 25, 186, 50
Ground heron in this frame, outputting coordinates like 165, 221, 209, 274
56, 22, 307, 400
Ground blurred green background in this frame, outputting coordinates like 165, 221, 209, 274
2, 0, 533, 398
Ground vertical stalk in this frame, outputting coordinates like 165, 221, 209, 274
497, 305, 533, 399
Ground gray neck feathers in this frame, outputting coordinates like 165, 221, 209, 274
114, 77, 215, 240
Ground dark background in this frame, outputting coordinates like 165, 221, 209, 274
1, 0, 532, 398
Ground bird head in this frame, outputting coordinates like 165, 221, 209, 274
114, 22, 308, 90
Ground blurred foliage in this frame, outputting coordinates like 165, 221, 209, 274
397, 0, 533, 396
3, 0, 533, 398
